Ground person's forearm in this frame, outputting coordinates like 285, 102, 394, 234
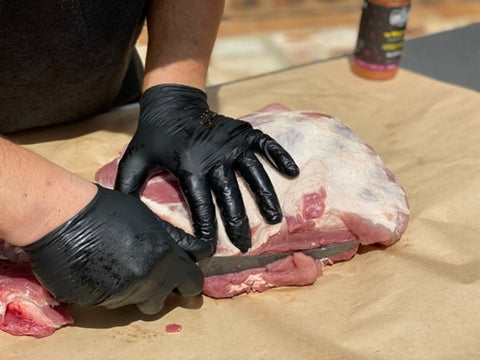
0, 138, 97, 246
142, 0, 225, 91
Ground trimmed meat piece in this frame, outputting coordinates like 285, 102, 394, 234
0, 248, 73, 338
203, 242, 359, 298
95, 104, 409, 298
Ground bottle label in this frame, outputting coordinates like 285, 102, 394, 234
354, 1, 410, 71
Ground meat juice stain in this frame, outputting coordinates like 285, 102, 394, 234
352, 0, 411, 80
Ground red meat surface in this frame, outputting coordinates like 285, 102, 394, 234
0, 250, 73, 338
95, 105, 409, 298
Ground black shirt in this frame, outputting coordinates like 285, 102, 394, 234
0, 0, 148, 133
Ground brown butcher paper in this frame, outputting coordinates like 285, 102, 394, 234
2, 56, 480, 359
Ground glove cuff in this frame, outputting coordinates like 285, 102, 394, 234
24, 184, 103, 253
140, 83, 208, 110
23, 184, 111, 305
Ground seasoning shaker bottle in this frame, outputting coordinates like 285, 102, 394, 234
351, 0, 411, 80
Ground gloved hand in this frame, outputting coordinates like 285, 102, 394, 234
115, 84, 299, 253
23, 185, 208, 315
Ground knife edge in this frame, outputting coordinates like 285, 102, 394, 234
197, 241, 360, 277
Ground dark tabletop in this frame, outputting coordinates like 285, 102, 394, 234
401, 22, 480, 92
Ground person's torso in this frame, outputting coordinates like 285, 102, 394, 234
0, 0, 148, 133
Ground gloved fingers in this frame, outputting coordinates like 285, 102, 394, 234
115, 142, 152, 195
178, 173, 217, 246
247, 130, 300, 177
236, 152, 282, 224
173, 261, 204, 297
159, 218, 215, 261
102, 277, 169, 315
209, 165, 251, 253
135, 291, 169, 315
135, 255, 204, 315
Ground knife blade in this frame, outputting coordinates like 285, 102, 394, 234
197, 241, 360, 277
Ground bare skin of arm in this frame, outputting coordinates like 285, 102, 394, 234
143, 0, 225, 91
0, 137, 97, 247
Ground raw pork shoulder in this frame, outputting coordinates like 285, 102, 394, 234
95, 104, 409, 298
0, 240, 73, 337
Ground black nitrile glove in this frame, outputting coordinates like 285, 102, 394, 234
24, 185, 207, 315
115, 84, 299, 253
